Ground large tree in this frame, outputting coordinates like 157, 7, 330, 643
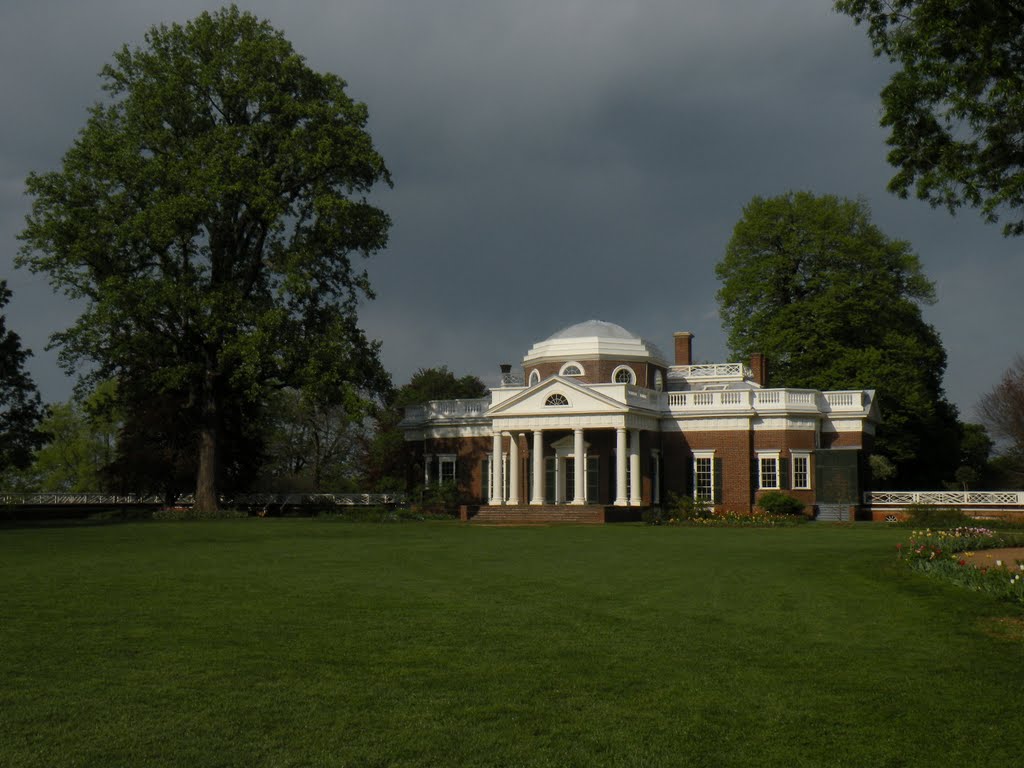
17, 6, 391, 511
836, 0, 1024, 235
0, 279, 46, 475
716, 192, 960, 486
363, 367, 487, 491
978, 356, 1024, 484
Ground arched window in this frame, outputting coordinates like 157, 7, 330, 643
654, 370, 664, 392
559, 362, 585, 377
545, 393, 570, 406
529, 370, 540, 386
612, 365, 635, 384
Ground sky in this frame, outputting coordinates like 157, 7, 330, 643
1, 0, 1021, 420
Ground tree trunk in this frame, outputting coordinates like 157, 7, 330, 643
194, 369, 220, 513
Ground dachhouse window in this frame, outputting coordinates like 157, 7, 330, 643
560, 362, 585, 376
612, 365, 635, 384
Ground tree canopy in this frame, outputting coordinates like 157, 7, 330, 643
364, 367, 487, 492
978, 355, 1024, 470
0, 280, 46, 474
17, 6, 391, 510
715, 191, 960, 486
836, 0, 1024, 235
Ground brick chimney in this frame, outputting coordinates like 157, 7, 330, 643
673, 332, 693, 366
750, 353, 767, 386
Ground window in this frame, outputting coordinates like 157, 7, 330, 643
612, 365, 635, 384
758, 452, 780, 489
529, 369, 540, 386
693, 452, 715, 501
545, 393, 569, 406
654, 370, 664, 392
438, 454, 456, 484
792, 452, 810, 489
559, 362, 585, 376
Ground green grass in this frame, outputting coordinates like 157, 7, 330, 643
1, 520, 1022, 767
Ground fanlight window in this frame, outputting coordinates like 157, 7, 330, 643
545, 393, 570, 406
560, 362, 585, 376
613, 366, 635, 384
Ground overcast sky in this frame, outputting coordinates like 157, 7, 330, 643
1, 0, 1021, 420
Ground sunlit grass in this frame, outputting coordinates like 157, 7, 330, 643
1, 520, 1022, 767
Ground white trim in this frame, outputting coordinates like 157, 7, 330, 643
791, 451, 811, 490
756, 450, 780, 490
437, 453, 456, 485
693, 450, 715, 502
559, 361, 586, 377
611, 365, 636, 384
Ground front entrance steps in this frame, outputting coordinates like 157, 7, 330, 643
468, 505, 644, 525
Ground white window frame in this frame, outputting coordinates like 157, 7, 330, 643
438, 454, 456, 485
611, 365, 635, 384
693, 450, 715, 502
559, 361, 585, 377
792, 451, 811, 490
757, 450, 780, 490
528, 369, 540, 386
653, 370, 664, 392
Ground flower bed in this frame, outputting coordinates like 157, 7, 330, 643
897, 527, 1024, 605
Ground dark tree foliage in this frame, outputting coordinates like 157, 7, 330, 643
0, 279, 46, 473
363, 367, 487, 491
836, 0, 1024, 235
716, 192, 960, 486
17, 7, 391, 510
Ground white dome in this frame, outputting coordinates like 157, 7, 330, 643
546, 319, 638, 341
524, 319, 668, 367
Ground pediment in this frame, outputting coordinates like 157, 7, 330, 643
486, 375, 628, 418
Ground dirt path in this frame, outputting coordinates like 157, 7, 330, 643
961, 548, 1024, 569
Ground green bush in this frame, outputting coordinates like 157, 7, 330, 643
152, 507, 249, 521
903, 504, 972, 527
666, 492, 713, 521
756, 491, 805, 516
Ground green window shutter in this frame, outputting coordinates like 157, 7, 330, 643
779, 458, 790, 490
713, 458, 723, 504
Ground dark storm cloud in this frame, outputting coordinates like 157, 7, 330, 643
1, 0, 1020, 420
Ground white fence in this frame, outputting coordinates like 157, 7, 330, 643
865, 491, 1024, 507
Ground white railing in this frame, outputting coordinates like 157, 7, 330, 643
824, 391, 864, 410
500, 373, 524, 387
669, 363, 751, 379
402, 398, 491, 423
865, 491, 1024, 506
665, 389, 823, 411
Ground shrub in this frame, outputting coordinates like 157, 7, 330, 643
903, 504, 972, 527
152, 506, 248, 521
756, 491, 805, 516
666, 492, 713, 521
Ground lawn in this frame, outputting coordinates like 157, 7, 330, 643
1, 520, 1022, 767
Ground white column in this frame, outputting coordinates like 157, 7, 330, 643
490, 431, 503, 506
629, 429, 642, 506
508, 433, 521, 505
615, 428, 628, 506
424, 453, 433, 487
572, 428, 586, 505
531, 430, 544, 505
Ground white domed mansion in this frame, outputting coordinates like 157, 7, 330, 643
399, 321, 879, 521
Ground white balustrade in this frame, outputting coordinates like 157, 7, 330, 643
865, 491, 1024, 507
